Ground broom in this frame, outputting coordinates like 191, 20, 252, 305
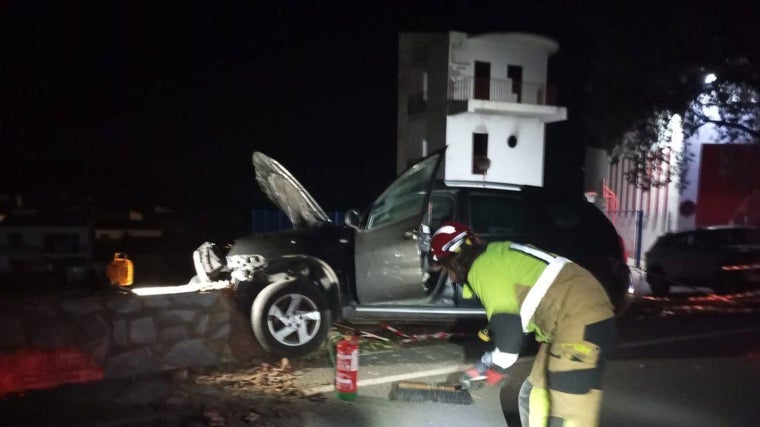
388, 380, 474, 405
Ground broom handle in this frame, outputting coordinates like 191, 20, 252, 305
396, 381, 432, 390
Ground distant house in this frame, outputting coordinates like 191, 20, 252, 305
0, 196, 194, 289
0, 209, 96, 287
397, 31, 567, 187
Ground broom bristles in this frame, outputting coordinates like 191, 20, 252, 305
388, 381, 474, 405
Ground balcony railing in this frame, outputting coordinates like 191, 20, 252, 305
447, 76, 557, 106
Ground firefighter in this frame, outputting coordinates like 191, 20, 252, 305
430, 221, 616, 427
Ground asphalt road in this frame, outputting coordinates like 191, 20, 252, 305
1, 287, 758, 426
499, 290, 760, 427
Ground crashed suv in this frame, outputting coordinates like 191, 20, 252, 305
194, 150, 631, 357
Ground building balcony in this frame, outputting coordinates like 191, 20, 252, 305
447, 76, 567, 122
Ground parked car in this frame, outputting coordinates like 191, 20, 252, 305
645, 225, 760, 296
195, 149, 631, 357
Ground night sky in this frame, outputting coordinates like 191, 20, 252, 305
2, 2, 615, 227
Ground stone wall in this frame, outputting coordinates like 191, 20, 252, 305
0, 288, 252, 395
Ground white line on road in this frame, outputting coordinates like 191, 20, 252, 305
303, 328, 758, 396
616, 327, 760, 349
302, 364, 470, 396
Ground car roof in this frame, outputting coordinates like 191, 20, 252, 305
667, 225, 759, 234
701, 224, 759, 231
434, 180, 582, 199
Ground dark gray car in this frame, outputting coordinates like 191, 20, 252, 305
645, 225, 760, 296
196, 149, 632, 356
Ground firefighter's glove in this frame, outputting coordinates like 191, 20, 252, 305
459, 352, 503, 390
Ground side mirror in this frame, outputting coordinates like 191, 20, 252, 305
344, 210, 361, 229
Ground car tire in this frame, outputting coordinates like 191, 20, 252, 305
228, 281, 248, 310
647, 267, 670, 296
251, 277, 331, 357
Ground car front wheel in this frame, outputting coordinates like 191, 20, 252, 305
251, 277, 331, 357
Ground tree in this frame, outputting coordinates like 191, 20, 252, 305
684, 81, 760, 142
578, 1, 760, 193
580, 0, 760, 168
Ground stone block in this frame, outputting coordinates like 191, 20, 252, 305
29, 319, 69, 348
170, 292, 219, 308
112, 318, 129, 346
61, 297, 104, 316
77, 313, 110, 342
129, 317, 157, 345
81, 336, 110, 364
162, 338, 220, 368
157, 309, 197, 326
209, 323, 231, 341
158, 325, 189, 343
191, 314, 210, 335
20, 299, 59, 317
104, 347, 157, 378
142, 295, 173, 308
208, 312, 233, 331
105, 295, 144, 313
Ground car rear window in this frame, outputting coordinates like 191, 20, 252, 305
468, 194, 528, 236
544, 201, 583, 230
429, 194, 455, 230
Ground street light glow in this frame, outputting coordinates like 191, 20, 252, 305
704, 73, 717, 84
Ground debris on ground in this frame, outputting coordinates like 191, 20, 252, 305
190, 358, 306, 398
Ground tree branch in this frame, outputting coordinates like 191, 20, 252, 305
701, 119, 760, 138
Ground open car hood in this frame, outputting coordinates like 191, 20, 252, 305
252, 152, 331, 228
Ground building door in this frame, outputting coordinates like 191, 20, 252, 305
508, 65, 523, 103
474, 61, 491, 100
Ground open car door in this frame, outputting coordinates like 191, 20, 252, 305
354, 151, 443, 304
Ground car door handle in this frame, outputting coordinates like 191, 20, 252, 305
403, 230, 419, 240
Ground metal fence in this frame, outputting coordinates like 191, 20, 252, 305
605, 210, 671, 268
447, 76, 556, 105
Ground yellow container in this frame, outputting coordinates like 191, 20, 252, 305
106, 253, 134, 286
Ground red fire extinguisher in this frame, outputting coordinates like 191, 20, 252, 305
335, 334, 359, 401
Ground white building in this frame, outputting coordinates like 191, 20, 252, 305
397, 31, 567, 187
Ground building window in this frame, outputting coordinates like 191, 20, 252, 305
472, 133, 489, 174
42, 233, 80, 254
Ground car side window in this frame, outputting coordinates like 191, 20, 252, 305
365, 154, 439, 230
428, 194, 455, 231
746, 229, 760, 244
468, 194, 528, 236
